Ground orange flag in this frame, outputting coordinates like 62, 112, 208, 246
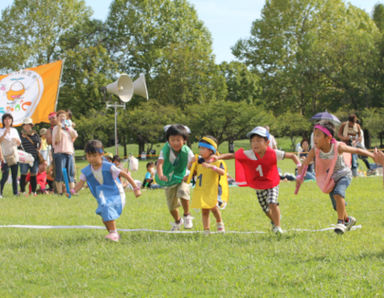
0, 60, 63, 125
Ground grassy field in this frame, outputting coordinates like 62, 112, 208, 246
0, 158, 383, 296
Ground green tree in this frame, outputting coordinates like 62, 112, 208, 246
106, 0, 226, 108
219, 61, 261, 104
122, 101, 184, 155
373, 3, 384, 32
186, 100, 273, 147
0, 0, 91, 72
233, 0, 380, 115
273, 111, 311, 151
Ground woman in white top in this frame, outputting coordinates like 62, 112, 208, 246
0, 113, 21, 197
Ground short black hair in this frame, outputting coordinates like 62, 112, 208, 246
2, 113, 13, 127
165, 124, 189, 141
85, 140, 104, 154
112, 155, 121, 163
146, 161, 154, 168
317, 120, 335, 137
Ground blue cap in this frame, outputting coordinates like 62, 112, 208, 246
246, 126, 270, 139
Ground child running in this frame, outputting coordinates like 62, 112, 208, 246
297, 121, 375, 234
156, 124, 194, 231
187, 136, 228, 234
70, 140, 141, 242
215, 126, 300, 234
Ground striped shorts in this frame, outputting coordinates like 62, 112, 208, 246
255, 186, 279, 213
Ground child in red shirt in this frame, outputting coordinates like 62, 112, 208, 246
216, 126, 300, 234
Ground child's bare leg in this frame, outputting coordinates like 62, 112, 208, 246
211, 206, 222, 223
180, 198, 190, 216
334, 194, 348, 221
103, 220, 117, 232
202, 209, 210, 230
170, 209, 181, 222
55, 182, 63, 194
268, 203, 281, 227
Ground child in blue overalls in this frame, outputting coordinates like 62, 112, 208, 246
70, 140, 141, 242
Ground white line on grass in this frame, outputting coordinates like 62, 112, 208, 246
0, 224, 362, 234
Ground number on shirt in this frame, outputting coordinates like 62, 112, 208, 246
196, 173, 203, 187
256, 164, 263, 177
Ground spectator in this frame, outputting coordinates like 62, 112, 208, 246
26, 162, 48, 194
52, 110, 78, 195
0, 113, 21, 197
19, 117, 41, 196
265, 126, 277, 149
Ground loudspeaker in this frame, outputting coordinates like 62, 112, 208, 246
133, 73, 149, 100
106, 74, 134, 102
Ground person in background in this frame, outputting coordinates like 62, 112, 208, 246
52, 110, 78, 195
338, 114, 362, 177
104, 152, 114, 163
0, 113, 21, 197
39, 128, 51, 165
26, 161, 48, 194
46, 112, 58, 192
265, 126, 277, 149
19, 117, 41, 196
297, 138, 316, 181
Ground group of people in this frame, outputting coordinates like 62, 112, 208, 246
0, 110, 78, 197
2, 112, 383, 242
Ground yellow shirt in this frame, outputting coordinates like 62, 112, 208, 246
189, 159, 229, 209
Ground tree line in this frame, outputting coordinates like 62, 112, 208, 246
1, 0, 383, 153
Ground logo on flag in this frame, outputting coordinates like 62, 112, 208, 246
0, 60, 63, 125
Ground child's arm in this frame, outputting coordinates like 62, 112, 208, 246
284, 152, 301, 167
338, 142, 374, 159
156, 159, 167, 181
202, 162, 225, 175
213, 153, 235, 161
119, 170, 141, 197
67, 180, 85, 196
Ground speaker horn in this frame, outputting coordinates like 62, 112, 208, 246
106, 74, 134, 102
133, 73, 149, 100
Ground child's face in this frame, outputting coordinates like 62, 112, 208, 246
313, 129, 331, 149
302, 141, 309, 151
86, 152, 103, 167
148, 165, 155, 174
199, 146, 212, 159
168, 135, 185, 152
250, 135, 269, 154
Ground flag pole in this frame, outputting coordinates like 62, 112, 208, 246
54, 58, 65, 112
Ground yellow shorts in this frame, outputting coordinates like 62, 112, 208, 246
165, 182, 190, 211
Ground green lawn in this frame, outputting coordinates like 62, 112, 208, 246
0, 158, 383, 296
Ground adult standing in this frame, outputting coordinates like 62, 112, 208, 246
46, 112, 58, 191
19, 117, 41, 195
0, 113, 21, 197
265, 126, 278, 149
52, 110, 78, 195
338, 114, 362, 177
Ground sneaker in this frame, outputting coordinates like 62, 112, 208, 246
272, 226, 284, 234
345, 216, 357, 231
183, 215, 194, 229
171, 218, 184, 231
0, 194, 3, 199
367, 169, 376, 176
105, 232, 120, 242
217, 222, 225, 233
334, 223, 346, 234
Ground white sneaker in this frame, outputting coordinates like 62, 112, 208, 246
272, 226, 284, 234
170, 218, 184, 231
334, 223, 346, 234
183, 215, 194, 229
217, 222, 225, 233
0, 194, 3, 199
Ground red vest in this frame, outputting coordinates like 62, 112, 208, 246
235, 147, 280, 189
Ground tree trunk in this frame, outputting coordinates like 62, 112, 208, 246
138, 142, 145, 158
228, 139, 234, 153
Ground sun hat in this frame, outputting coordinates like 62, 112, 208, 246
246, 126, 270, 139
22, 117, 33, 125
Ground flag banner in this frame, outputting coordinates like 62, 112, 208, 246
0, 60, 63, 125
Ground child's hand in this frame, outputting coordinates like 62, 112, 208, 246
133, 188, 141, 198
208, 155, 219, 162
373, 148, 384, 166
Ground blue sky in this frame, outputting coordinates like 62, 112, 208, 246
1, 0, 383, 63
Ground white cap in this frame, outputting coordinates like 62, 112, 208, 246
246, 126, 270, 139
22, 117, 33, 125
